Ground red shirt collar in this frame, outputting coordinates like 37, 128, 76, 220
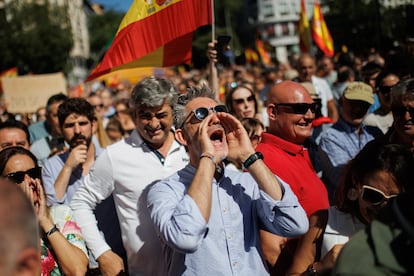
261, 133, 305, 155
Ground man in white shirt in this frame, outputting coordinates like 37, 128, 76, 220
295, 54, 339, 123
70, 77, 189, 275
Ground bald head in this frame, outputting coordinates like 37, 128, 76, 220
0, 179, 39, 275
267, 80, 314, 104
266, 81, 315, 145
297, 54, 316, 82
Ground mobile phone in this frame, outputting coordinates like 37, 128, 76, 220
216, 35, 231, 65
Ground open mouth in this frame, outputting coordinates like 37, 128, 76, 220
297, 121, 311, 127
209, 128, 224, 145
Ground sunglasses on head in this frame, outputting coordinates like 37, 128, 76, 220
180, 105, 228, 128
360, 185, 397, 206
392, 106, 414, 118
232, 95, 255, 105
276, 103, 317, 114
5, 167, 42, 184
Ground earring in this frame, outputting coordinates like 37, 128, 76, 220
347, 188, 358, 201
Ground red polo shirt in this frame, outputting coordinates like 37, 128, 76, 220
256, 133, 329, 217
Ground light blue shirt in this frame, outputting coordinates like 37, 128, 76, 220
42, 138, 101, 206
147, 165, 308, 276
28, 120, 49, 143
319, 118, 380, 203
43, 151, 83, 206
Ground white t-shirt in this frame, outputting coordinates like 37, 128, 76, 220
312, 76, 334, 117
71, 130, 189, 275
321, 206, 365, 258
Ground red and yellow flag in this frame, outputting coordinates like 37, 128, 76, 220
0, 67, 17, 78
256, 39, 271, 66
311, 0, 334, 57
0, 67, 17, 92
86, 0, 212, 81
299, 0, 311, 54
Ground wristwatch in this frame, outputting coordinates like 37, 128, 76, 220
242, 152, 264, 169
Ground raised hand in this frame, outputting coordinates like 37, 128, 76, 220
65, 144, 88, 169
218, 112, 255, 165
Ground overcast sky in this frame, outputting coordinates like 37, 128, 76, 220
94, 0, 133, 12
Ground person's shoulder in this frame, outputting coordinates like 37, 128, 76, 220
334, 228, 374, 274
320, 123, 343, 140
31, 136, 48, 148
149, 167, 188, 193
28, 120, 45, 131
43, 151, 67, 168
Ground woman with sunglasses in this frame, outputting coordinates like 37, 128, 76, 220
0, 147, 89, 276
225, 82, 264, 124
287, 141, 413, 276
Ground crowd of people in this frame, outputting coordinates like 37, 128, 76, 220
0, 40, 414, 276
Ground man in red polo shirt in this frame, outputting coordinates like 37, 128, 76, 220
256, 80, 329, 275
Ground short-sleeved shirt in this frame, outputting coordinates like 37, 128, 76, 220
256, 133, 329, 217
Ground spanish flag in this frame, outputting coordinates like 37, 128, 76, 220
311, 0, 334, 57
256, 39, 271, 66
298, 0, 311, 54
0, 67, 18, 78
86, 0, 212, 81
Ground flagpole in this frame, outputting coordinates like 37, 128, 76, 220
211, 0, 215, 41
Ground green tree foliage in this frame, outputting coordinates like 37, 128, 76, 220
326, 0, 409, 55
88, 10, 124, 63
0, 1, 73, 74
192, 0, 243, 68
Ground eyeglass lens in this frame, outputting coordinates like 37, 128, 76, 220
361, 185, 397, 205
392, 106, 414, 117
276, 103, 316, 114
233, 95, 255, 105
6, 167, 42, 184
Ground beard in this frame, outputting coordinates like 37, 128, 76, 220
69, 133, 92, 148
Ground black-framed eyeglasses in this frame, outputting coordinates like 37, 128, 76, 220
180, 105, 228, 128
275, 103, 317, 114
232, 95, 255, 105
5, 167, 42, 184
392, 106, 414, 118
360, 185, 397, 206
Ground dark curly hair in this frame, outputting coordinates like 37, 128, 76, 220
57, 98, 95, 127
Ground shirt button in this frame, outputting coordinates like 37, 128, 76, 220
223, 208, 227, 213
232, 261, 237, 267
227, 234, 233, 240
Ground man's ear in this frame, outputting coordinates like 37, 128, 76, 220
267, 103, 277, 120
175, 128, 188, 146
92, 119, 98, 133
17, 248, 41, 276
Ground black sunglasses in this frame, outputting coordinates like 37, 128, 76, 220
180, 105, 228, 128
378, 85, 393, 95
392, 106, 414, 118
232, 95, 255, 105
92, 104, 104, 109
276, 103, 316, 114
360, 185, 397, 206
6, 167, 42, 184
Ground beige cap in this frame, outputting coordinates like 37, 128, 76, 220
343, 82, 374, 104
300, 82, 318, 98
